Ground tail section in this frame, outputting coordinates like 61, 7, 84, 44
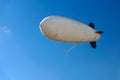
88, 22, 96, 48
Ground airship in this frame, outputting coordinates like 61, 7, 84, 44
40, 16, 103, 48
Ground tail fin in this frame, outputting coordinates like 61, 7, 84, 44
89, 22, 95, 29
90, 42, 96, 48
95, 31, 103, 34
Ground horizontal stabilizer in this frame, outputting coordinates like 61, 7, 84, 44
95, 31, 103, 34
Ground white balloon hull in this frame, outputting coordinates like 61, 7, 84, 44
40, 16, 100, 43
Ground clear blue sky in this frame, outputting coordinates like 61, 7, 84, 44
0, 0, 120, 80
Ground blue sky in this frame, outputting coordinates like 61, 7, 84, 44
0, 0, 120, 80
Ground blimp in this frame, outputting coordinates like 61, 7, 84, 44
40, 16, 103, 48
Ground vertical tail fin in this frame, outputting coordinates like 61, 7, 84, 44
90, 42, 96, 48
89, 22, 95, 29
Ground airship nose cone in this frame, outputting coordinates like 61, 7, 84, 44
40, 20, 49, 37
39, 17, 55, 39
